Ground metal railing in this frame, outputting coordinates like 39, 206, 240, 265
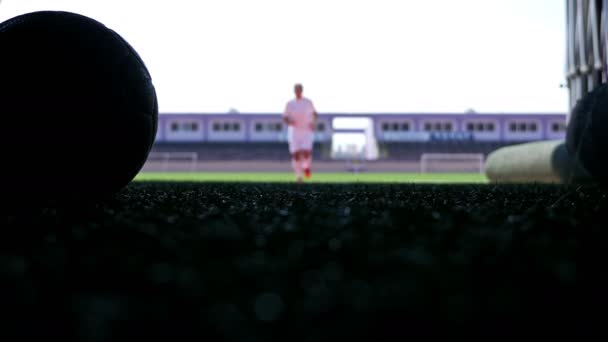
566, 0, 607, 119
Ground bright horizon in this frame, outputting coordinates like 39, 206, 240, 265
0, 0, 569, 114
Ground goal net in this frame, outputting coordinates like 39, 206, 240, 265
143, 152, 198, 172
420, 153, 485, 174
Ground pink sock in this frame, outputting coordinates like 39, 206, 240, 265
302, 155, 312, 170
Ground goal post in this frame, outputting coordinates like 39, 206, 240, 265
420, 153, 485, 174
144, 152, 198, 172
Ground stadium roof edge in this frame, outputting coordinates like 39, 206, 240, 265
159, 112, 567, 116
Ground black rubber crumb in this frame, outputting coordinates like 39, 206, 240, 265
1, 182, 607, 341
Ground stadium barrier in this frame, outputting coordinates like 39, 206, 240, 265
420, 153, 485, 174
143, 152, 198, 172
140, 152, 487, 174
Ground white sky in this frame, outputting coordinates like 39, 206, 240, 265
0, 0, 568, 114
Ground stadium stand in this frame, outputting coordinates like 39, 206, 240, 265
148, 113, 567, 172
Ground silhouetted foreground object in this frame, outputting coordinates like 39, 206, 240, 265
0, 11, 157, 199
484, 140, 591, 184
566, 84, 608, 185
484, 88, 608, 185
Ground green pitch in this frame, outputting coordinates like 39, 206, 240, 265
135, 172, 488, 183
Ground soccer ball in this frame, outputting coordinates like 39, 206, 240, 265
566, 83, 608, 184
0, 11, 158, 199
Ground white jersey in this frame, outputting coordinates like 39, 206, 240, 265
283, 97, 316, 131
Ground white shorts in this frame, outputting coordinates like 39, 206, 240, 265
287, 128, 314, 154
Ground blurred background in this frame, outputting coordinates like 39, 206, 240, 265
0, 0, 573, 182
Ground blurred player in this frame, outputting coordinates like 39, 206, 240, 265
283, 83, 318, 183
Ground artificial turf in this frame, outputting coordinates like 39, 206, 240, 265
135, 172, 489, 184
1, 182, 607, 340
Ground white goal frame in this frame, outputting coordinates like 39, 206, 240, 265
145, 152, 198, 172
420, 153, 485, 174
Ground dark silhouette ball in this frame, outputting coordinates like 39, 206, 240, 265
566, 83, 608, 184
0, 11, 157, 199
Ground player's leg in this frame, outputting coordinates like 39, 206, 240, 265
302, 150, 312, 178
290, 148, 303, 182
292, 152, 303, 183
301, 131, 314, 178
290, 131, 306, 182
288, 128, 303, 182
